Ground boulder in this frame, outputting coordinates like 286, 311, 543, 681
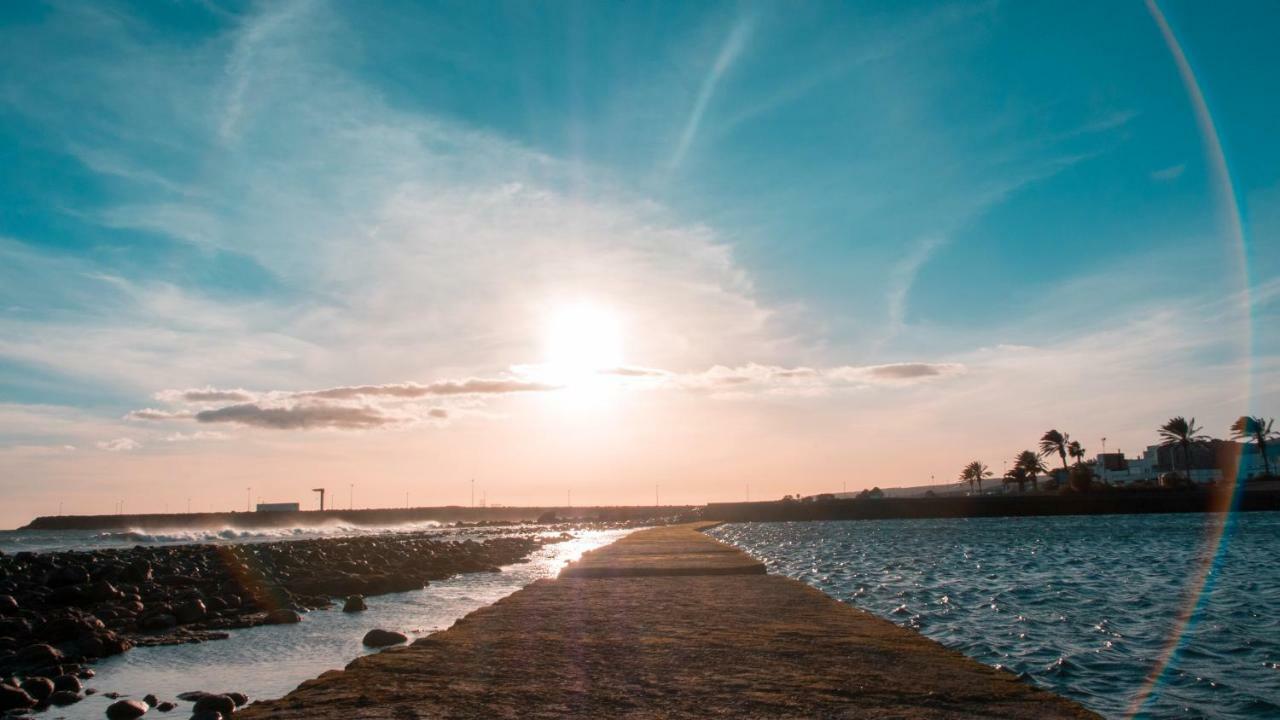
341, 595, 367, 613
157, 700, 176, 711
190, 712, 223, 720
106, 698, 150, 719
54, 674, 82, 693
0, 683, 37, 711
175, 599, 207, 624
48, 689, 82, 705
362, 628, 408, 648
143, 693, 159, 706
0, 595, 17, 614
192, 693, 236, 716
20, 676, 55, 702
264, 609, 301, 625
15, 643, 63, 667
139, 613, 178, 632
176, 691, 208, 701
226, 692, 249, 707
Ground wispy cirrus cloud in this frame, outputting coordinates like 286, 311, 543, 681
668, 14, 756, 170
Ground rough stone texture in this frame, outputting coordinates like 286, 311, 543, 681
240, 524, 1098, 719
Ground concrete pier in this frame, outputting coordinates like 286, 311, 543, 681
241, 523, 1098, 719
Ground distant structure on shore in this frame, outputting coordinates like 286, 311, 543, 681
1095, 440, 1280, 486
256, 502, 301, 512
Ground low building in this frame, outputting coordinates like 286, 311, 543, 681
256, 502, 300, 512
1093, 438, 1279, 486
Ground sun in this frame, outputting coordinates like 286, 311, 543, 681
543, 301, 623, 385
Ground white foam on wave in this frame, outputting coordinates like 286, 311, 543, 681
82, 519, 448, 548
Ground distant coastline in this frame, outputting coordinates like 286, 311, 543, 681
705, 486, 1280, 523
20, 505, 691, 532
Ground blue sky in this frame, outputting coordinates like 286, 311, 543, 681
1, 0, 1278, 526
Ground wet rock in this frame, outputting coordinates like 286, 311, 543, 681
156, 700, 176, 711
49, 689, 83, 705
143, 693, 158, 706
176, 691, 208, 701
53, 673, 83, 693
175, 599, 207, 624
190, 712, 223, 720
139, 613, 177, 632
0, 527, 547, 674
362, 628, 408, 648
20, 675, 55, 702
0, 683, 37, 711
226, 692, 249, 707
264, 609, 301, 625
342, 595, 367, 613
87, 580, 124, 603
15, 642, 63, 667
192, 693, 236, 716
106, 698, 150, 719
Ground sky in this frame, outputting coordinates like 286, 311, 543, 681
1, 0, 1278, 528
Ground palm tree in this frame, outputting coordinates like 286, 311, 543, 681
1015, 450, 1048, 491
1004, 466, 1029, 493
1068, 440, 1086, 465
962, 461, 992, 493
958, 465, 975, 494
1230, 416, 1277, 478
1039, 429, 1071, 471
1158, 416, 1208, 481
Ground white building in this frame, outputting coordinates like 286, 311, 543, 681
1094, 440, 1278, 486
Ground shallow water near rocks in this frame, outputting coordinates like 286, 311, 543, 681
709, 513, 1280, 720
30, 528, 630, 720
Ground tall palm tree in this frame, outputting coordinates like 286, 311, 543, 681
958, 465, 975, 493
1230, 416, 1277, 478
1039, 429, 1071, 472
1158, 416, 1208, 480
962, 461, 992, 493
1015, 450, 1048, 491
1068, 440, 1086, 465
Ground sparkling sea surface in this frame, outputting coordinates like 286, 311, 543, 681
709, 513, 1280, 719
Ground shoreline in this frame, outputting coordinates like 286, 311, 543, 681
240, 523, 1098, 719
705, 486, 1280, 523
19, 505, 693, 532
0, 526, 580, 712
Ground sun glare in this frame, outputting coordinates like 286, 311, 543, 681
544, 301, 623, 386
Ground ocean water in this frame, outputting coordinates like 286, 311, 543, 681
709, 514, 1280, 720
0, 521, 461, 554
17, 527, 632, 720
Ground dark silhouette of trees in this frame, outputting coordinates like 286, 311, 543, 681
1158, 416, 1207, 480
1231, 416, 1276, 478
1068, 440, 1086, 465
960, 461, 992, 493
1015, 450, 1048, 491
1039, 430, 1071, 471
1004, 465, 1029, 493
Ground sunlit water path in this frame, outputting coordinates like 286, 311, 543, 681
709, 514, 1280, 720
26, 528, 631, 720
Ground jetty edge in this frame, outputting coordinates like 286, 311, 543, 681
240, 523, 1099, 719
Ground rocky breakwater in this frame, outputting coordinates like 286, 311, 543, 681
0, 531, 553, 712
